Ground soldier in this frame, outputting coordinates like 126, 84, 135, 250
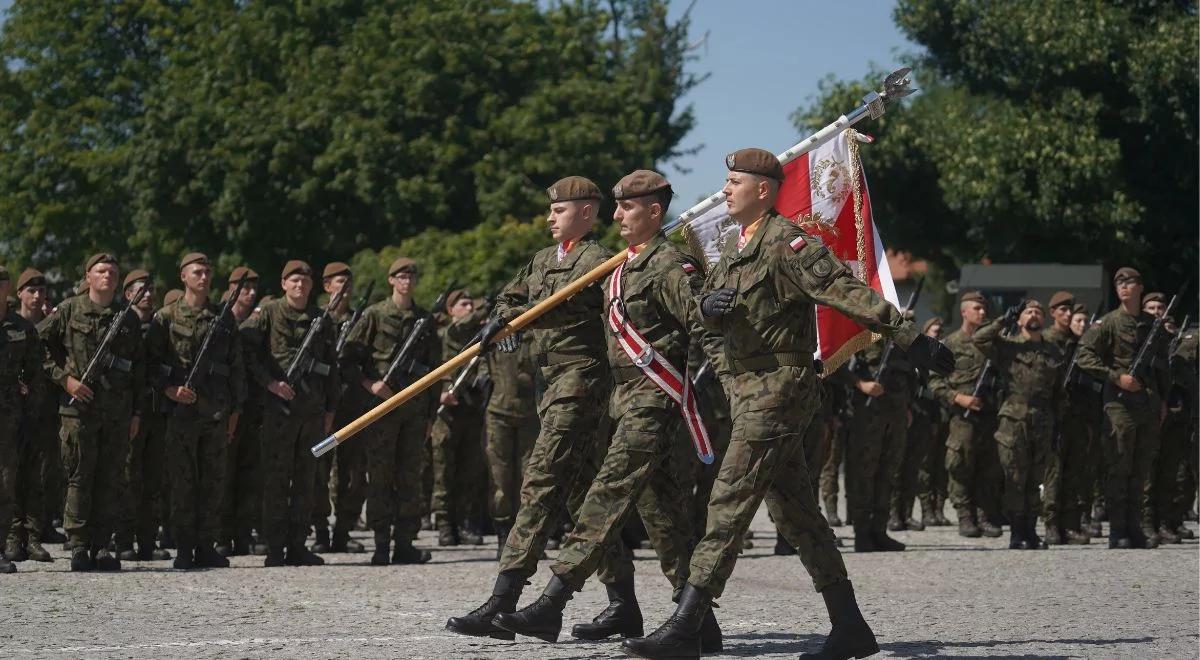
242, 260, 339, 566
929, 290, 1004, 538
0, 266, 45, 573
39, 253, 146, 571
974, 300, 1065, 549
484, 330, 539, 557
339, 257, 438, 566
7, 269, 55, 564
624, 149, 954, 660
216, 267, 265, 556
446, 176, 614, 640
913, 317, 952, 527
324, 263, 369, 554
1142, 292, 1166, 319
819, 383, 850, 527
146, 253, 245, 569
490, 170, 718, 647
1076, 267, 1171, 549
1152, 318, 1195, 543
311, 262, 353, 553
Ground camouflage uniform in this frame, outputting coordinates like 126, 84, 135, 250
485, 339, 539, 533
1160, 328, 1197, 534
39, 294, 145, 552
148, 296, 245, 552
310, 309, 350, 541
220, 316, 265, 549
1, 307, 45, 564
115, 313, 168, 557
242, 297, 339, 554
688, 214, 917, 597
1076, 308, 1171, 544
1043, 324, 1103, 537
912, 371, 949, 524
819, 380, 851, 524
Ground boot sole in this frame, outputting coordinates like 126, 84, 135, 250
571, 625, 645, 640
445, 621, 515, 641
622, 643, 699, 660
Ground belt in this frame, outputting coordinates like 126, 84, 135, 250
1005, 394, 1053, 407
536, 352, 597, 367
728, 351, 812, 375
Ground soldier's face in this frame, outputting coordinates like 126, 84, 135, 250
182, 263, 212, 294
1070, 312, 1087, 337
961, 301, 987, 326
324, 274, 352, 300
722, 172, 773, 220
390, 271, 416, 296
547, 200, 593, 243
613, 198, 661, 245
18, 284, 45, 312
449, 297, 474, 320
126, 281, 154, 311
88, 263, 119, 295
1019, 306, 1043, 331
1143, 300, 1165, 318
235, 281, 258, 307
1115, 278, 1141, 304
1051, 304, 1072, 327
281, 274, 312, 307
924, 323, 942, 339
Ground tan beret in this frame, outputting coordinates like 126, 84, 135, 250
281, 259, 313, 279
1072, 303, 1089, 316
228, 266, 259, 285
612, 170, 671, 200
388, 257, 417, 277
726, 148, 784, 182
445, 289, 471, 313
922, 316, 944, 334
1022, 299, 1043, 312
959, 290, 986, 305
16, 268, 44, 291
1142, 291, 1165, 305
323, 261, 352, 280
1048, 291, 1074, 309
122, 269, 151, 290
179, 252, 210, 270
1113, 267, 1141, 283
547, 176, 603, 203
163, 289, 183, 306
85, 252, 118, 273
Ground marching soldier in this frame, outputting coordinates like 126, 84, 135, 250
1076, 268, 1171, 549
39, 253, 146, 571
974, 300, 1066, 549
624, 149, 954, 660
929, 290, 1004, 538
338, 257, 438, 566
0, 266, 45, 574
484, 328, 539, 557
311, 262, 353, 553
148, 253, 246, 569
446, 176, 614, 640
242, 260, 339, 566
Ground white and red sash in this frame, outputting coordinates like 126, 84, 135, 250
607, 255, 714, 464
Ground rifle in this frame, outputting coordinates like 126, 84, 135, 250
378, 282, 456, 395
864, 278, 923, 408
280, 288, 347, 410
1121, 285, 1185, 400
962, 359, 993, 419
1061, 312, 1099, 390
179, 275, 250, 402
68, 283, 151, 406
436, 351, 485, 418
1170, 314, 1190, 355
335, 279, 375, 355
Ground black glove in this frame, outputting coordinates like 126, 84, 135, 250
907, 334, 955, 376
478, 317, 506, 353
496, 331, 522, 354
700, 288, 737, 317
1002, 304, 1022, 329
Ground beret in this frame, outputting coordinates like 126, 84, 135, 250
922, 316, 944, 334
959, 290, 986, 305
16, 268, 44, 291
1048, 291, 1074, 309
726, 147, 784, 182
1142, 292, 1165, 305
323, 261, 352, 280
445, 289, 471, 313
229, 266, 259, 285
612, 170, 671, 201
179, 252, 210, 270
281, 260, 313, 279
85, 252, 118, 273
123, 269, 151, 290
1113, 267, 1141, 283
547, 176, 603, 203
389, 257, 418, 276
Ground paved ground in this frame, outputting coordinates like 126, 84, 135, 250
3, 509, 1197, 659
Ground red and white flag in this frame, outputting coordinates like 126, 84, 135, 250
684, 129, 898, 373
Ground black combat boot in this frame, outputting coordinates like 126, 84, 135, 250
1138, 525, 1160, 550
886, 511, 905, 532
458, 521, 484, 546
904, 513, 925, 532
437, 516, 458, 547
1007, 515, 1025, 550
494, 574, 575, 642
25, 540, 52, 562
311, 525, 331, 553
572, 575, 643, 640
1042, 522, 1064, 546
978, 512, 1003, 538
371, 529, 390, 566
69, 546, 92, 572
1023, 516, 1044, 550
0, 550, 16, 574
800, 580, 879, 659
871, 521, 906, 552
1064, 528, 1091, 545
392, 527, 432, 565
621, 583, 709, 659
919, 497, 936, 528
263, 543, 286, 567
774, 532, 798, 556
824, 496, 842, 527
852, 522, 877, 553
195, 543, 231, 568
957, 512, 982, 538
1176, 523, 1195, 540
174, 544, 196, 570
331, 527, 365, 553
93, 547, 122, 571
446, 570, 527, 640
932, 498, 952, 526
700, 608, 723, 653
215, 538, 235, 557
5, 537, 27, 562
286, 540, 325, 566
116, 542, 137, 562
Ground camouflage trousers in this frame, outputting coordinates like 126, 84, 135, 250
485, 410, 538, 529
690, 384, 731, 540
944, 411, 1002, 523
1150, 408, 1190, 529
60, 410, 132, 549
1100, 398, 1160, 537
917, 415, 949, 516
498, 394, 609, 579
1041, 401, 1099, 531
802, 414, 832, 504
893, 408, 933, 522
220, 403, 262, 542
819, 421, 846, 518
553, 402, 692, 596
328, 399, 369, 534
0, 408, 19, 545
311, 452, 333, 531
689, 367, 845, 597
431, 404, 486, 526
116, 411, 167, 551
8, 412, 45, 544
994, 411, 1051, 518
846, 397, 907, 533
166, 413, 227, 546
365, 406, 426, 539
260, 405, 322, 548
39, 413, 64, 533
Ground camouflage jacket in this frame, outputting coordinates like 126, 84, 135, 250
1169, 327, 1197, 419
1044, 323, 1102, 405
701, 214, 916, 419
928, 328, 992, 413
486, 340, 537, 419
39, 294, 146, 418
338, 296, 439, 415
973, 320, 1065, 419
848, 337, 917, 407
603, 234, 705, 411
241, 297, 339, 414
1076, 308, 1170, 406
493, 236, 612, 411
0, 307, 45, 412
147, 297, 246, 420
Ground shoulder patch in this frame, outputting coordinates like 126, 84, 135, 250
681, 262, 696, 274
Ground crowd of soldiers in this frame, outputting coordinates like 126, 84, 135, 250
0, 152, 1195, 659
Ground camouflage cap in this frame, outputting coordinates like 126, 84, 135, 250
281, 259, 313, 279
959, 290, 986, 305
1113, 266, 1141, 284
179, 252, 210, 270
228, 266, 259, 285
612, 170, 671, 200
726, 148, 784, 182
16, 268, 45, 291
547, 176, 603, 203
322, 261, 352, 280
1048, 290, 1074, 309
388, 257, 417, 277
85, 252, 118, 273
163, 289, 184, 306
1142, 291, 1165, 305
922, 316, 944, 334
122, 269, 151, 291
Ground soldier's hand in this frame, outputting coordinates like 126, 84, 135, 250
1003, 305, 1022, 327
858, 380, 885, 398
440, 391, 459, 407
954, 393, 983, 411
268, 380, 296, 401
700, 288, 737, 317
907, 334, 955, 376
129, 415, 141, 440
368, 380, 395, 399
497, 331, 521, 353
166, 385, 197, 404
1117, 373, 1142, 392
65, 376, 94, 403
478, 316, 507, 353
